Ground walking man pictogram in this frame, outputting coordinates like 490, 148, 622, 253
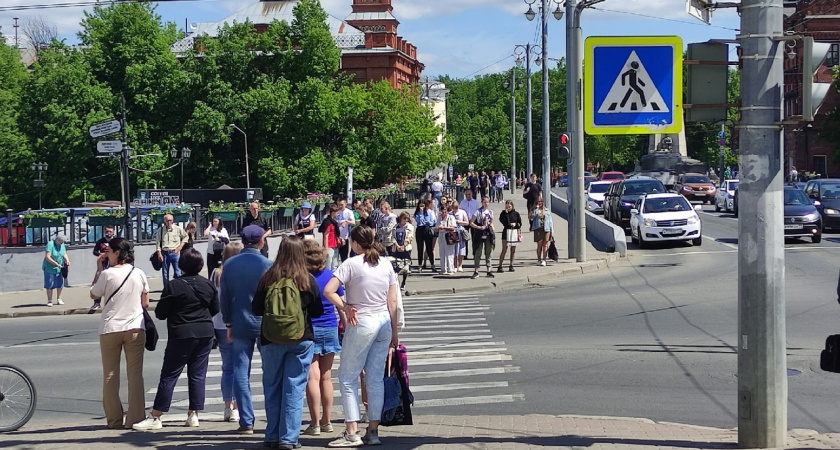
620, 61, 646, 109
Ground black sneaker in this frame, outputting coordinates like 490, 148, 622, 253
496, 266, 504, 273
509, 266, 515, 272
471, 272, 479, 279
486, 272, 495, 278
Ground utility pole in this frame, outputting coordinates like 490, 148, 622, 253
120, 95, 132, 238
738, 0, 787, 447
13, 17, 19, 48
526, 45, 535, 179
540, 0, 552, 214
508, 69, 517, 194
719, 123, 726, 183
566, 0, 589, 262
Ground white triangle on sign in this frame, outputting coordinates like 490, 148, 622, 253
597, 51, 669, 114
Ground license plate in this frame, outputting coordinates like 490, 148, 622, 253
662, 228, 683, 234
784, 224, 803, 230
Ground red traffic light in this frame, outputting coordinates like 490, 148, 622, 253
559, 133, 569, 145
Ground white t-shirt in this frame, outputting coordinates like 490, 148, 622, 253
206, 227, 230, 255
461, 198, 479, 221
339, 207, 354, 239
431, 181, 444, 193
91, 265, 150, 335
452, 209, 469, 227
334, 254, 397, 315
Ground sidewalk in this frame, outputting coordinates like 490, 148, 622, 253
2, 413, 839, 449
0, 192, 618, 318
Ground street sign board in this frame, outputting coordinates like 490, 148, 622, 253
468, 164, 475, 171
89, 119, 121, 138
686, 0, 713, 25
585, 36, 683, 135
96, 140, 123, 154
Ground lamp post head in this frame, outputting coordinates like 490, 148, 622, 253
182, 147, 191, 159
170, 148, 178, 159
525, 6, 536, 21
503, 80, 510, 89
553, 5, 564, 20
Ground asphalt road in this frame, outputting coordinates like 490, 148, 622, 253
3, 192, 840, 433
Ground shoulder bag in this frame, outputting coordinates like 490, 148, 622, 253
104, 267, 157, 351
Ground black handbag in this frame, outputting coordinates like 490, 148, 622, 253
143, 310, 159, 351
820, 334, 840, 373
149, 252, 162, 271
445, 230, 460, 245
548, 237, 559, 262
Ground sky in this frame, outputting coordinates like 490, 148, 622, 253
0, 0, 742, 79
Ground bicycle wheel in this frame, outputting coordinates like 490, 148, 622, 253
0, 365, 37, 432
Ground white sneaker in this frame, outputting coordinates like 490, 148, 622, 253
56, 299, 65, 305
46, 302, 53, 307
536, 260, 542, 266
223, 407, 239, 422
457, 267, 464, 272
540, 260, 546, 266
185, 412, 199, 427
132, 416, 162, 431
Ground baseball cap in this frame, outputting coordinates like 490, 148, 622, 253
301, 202, 312, 210
240, 225, 265, 245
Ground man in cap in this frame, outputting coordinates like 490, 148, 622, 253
219, 225, 272, 435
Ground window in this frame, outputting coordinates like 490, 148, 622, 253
828, 44, 839, 67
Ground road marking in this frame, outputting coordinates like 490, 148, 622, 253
409, 318, 486, 324
702, 233, 739, 250
639, 250, 737, 256
408, 323, 489, 329
402, 329, 493, 336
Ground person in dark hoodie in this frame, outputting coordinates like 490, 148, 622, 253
133, 248, 219, 431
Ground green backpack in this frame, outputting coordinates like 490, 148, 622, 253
261, 278, 305, 344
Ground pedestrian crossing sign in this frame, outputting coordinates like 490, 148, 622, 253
585, 36, 683, 135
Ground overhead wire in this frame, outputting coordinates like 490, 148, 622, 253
590, 6, 741, 32
0, 0, 208, 13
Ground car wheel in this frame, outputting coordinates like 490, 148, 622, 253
812, 233, 822, 244
637, 228, 646, 249
692, 235, 702, 246
715, 200, 721, 212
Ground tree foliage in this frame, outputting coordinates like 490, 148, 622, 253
0, 0, 442, 210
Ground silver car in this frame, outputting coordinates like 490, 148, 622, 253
715, 179, 739, 212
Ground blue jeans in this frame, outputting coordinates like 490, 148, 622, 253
338, 311, 392, 422
232, 336, 261, 429
161, 250, 181, 287
215, 329, 234, 402
261, 340, 314, 446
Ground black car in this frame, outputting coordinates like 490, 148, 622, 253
604, 176, 667, 228
783, 186, 822, 243
803, 178, 840, 230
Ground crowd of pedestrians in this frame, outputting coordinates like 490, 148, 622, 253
81, 174, 554, 448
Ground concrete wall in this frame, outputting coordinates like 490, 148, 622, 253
0, 235, 284, 293
550, 193, 627, 256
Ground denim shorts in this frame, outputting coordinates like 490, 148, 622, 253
43, 272, 64, 289
313, 326, 341, 356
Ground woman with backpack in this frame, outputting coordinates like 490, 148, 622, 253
323, 226, 399, 447
294, 202, 317, 240
252, 237, 323, 450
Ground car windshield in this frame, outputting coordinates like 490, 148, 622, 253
726, 181, 739, 191
684, 176, 711, 184
588, 183, 609, 193
643, 197, 692, 213
820, 184, 840, 199
623, 181, 664, 195
784, 189, 810, 205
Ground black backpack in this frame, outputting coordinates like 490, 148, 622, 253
820, 334, 840, 373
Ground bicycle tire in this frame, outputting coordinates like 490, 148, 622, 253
0, 364, 37, 432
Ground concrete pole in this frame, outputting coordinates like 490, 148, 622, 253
540, 0, 552, 213
526, 45, 534, 179
719, 123, 726, 183
510, 69, 517, 194
738, 0, 787, 447
567, 1, 586, 262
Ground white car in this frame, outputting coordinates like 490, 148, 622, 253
585, 181, 612, 214
630, 193, 703, 248
714, 179, 739, 212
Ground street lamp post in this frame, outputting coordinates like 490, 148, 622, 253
31, 162, 48, 210
504, 71, 518, 195
228, 124, 250, 190
170, 147, 191, 204
513, 43, 540, 187
525, 0, 563, 223
13, 18, 19, 48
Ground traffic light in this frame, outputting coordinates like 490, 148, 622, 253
802, 37, 832, 122
558, 133, 570, 159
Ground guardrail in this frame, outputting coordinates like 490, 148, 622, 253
550, 193, 627, 256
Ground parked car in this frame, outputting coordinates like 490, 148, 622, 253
714, 179, 739, 212
804, 178, 840, 230
559, 171, 593, 187
782, 186, 822, 243
604, 176, 667, 228
674, 173, 717, 204
600, 171, 626, 183
585, 181, 612, 214
630, 193, 703, 248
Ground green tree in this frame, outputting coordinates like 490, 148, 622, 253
0, 40, 32, 210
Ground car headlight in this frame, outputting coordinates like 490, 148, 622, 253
687, 215, 699, 224
643, 219, 655, 227
622, 201, 633, 207
814, 200, 821, 206
825, 208, 839, 215
682, 186, 691, 191
709, 186, 716, 191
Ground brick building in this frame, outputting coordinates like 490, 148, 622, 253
171, 0, 424, 89
783, 0, 840, 178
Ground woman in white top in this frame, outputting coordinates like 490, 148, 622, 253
437, 205, 458, 275
204, 217, 230, 276
323, 226, 399, 447
450, 200, 470, 272
89, 237, 150, 429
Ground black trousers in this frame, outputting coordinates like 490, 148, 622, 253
416, 227, 436, 266
339, 240, 350, 262
152, 336, 213, 412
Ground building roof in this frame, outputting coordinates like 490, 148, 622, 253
172, 0, 365, 54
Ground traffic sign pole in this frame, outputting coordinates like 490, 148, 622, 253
567, 0, 587, 262
120, 94, 131, 238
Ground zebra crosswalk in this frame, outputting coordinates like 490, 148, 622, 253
146, 293, 523, 422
